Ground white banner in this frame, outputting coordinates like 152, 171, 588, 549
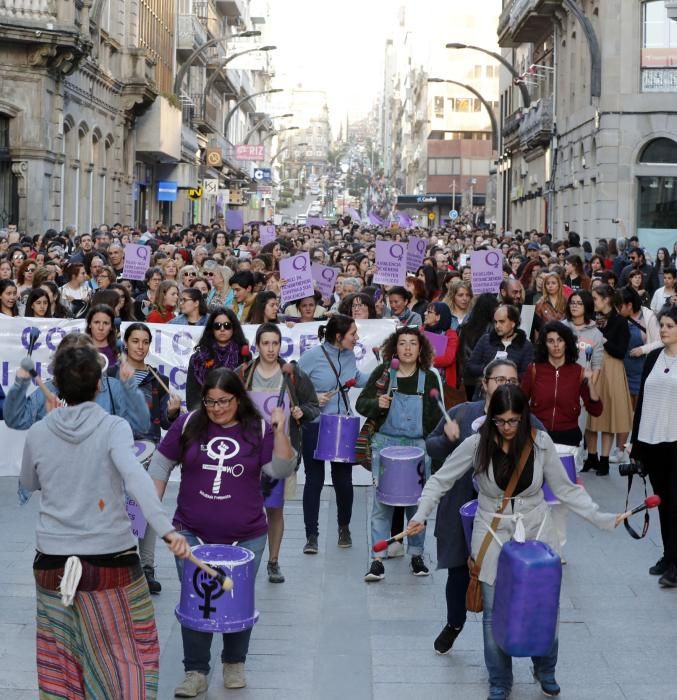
0, 317, 397, 475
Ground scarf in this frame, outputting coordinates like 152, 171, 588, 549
193, 340, 241, 385
425, 301, 452, 334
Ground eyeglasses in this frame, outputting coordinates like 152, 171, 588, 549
180, 297, 194, 304
203, 396, 236, 409
487, 376, 519, 386
213, 321, 233, 331
492, 417, 521, 428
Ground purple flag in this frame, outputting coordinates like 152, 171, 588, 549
368, 210, 386, 226
226, 209, 244, 231
397, 211, 414, 228
347, 207, 362, 223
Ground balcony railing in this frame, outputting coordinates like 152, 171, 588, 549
194, 0, 222, 39
0, 0, 57, 22
177, 14, 207, 55
501, 108, 523, 148
518, 95, 553, 150
184, 93, 221, 133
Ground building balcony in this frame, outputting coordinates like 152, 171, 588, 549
0, 0, 91, 75
136, 95, 182, 162
177, 14, 208, 57
501, 108, 523, 149
186, 93, 221, 134
497, 0, 560, 48
194, 0, 222, 39
215, 0, 246, 25
518, 95, 553, 150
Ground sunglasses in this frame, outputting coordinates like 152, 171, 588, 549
213, 321, 233, 331
183, 271, 197, 276
205, 271, 217, 277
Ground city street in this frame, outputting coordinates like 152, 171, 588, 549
0, 469, 673, 700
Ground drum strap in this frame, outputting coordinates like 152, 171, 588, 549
623, 471, 650, 540
320, 345, 351, 413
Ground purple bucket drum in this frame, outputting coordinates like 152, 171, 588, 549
492, 539, 562, 657
542, 449, 577, 504
375, 446, 425, 506
459, 499, 478, 552
176, 544, 259, 634
314, 414, 360, 463
125, 440, 156, 538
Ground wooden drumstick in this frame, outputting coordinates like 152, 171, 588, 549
145, 364, 172, 395
372, 530, 407, 553
188, 553, 234, 591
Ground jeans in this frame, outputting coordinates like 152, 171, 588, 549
370, 500, 424, 555
481, 582, 558, 694
446, 565, 469, 628
302, 422, 353, 537
174, 532, 267, 673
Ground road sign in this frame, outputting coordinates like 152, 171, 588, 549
253, 168, 272, 181
188, 187, 203, 200
203, 179, 218, 196
428, 212, 436, 221
449, 209, 459, 220
206, 148, 222, 167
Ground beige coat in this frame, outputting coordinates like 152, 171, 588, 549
413, 430, 616, 584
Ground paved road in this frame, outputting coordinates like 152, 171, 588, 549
0, 468, 673, 700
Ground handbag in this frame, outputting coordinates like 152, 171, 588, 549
354, 367, 391, 471
466, 430, 536, 613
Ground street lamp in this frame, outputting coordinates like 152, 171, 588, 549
223, 88, 284, 142
173, 29, 261, 96
446, 42, 531, 108
271, 142, 308, 165
261, 126, 299, 144
244, 113, 294, 144
428, 78, 499, 151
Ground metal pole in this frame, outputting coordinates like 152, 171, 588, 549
223, 89, 283, 143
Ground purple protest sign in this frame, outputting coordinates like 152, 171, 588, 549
311, 263, 338, 298
373, 240, 406, 286
280, 252, 313, 305
406, 236, 427, 272
125, 496, 147, 538
226, 209, 244, 231
306, 217, 327, 227
470, 249, 505, 294
260, 224, 276, 245
424, 331, 448, 358
122, 243, 151, 281
248, 390, 290, 426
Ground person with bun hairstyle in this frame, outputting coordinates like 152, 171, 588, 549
297, 314, 369, 553
356, 327, 442, 582
186, 307, 248, 411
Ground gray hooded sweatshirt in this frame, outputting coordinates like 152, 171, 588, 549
20, 402, 174, 555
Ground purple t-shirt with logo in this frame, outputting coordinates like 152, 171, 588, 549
157, 413, 273, 544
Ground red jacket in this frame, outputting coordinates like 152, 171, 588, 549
432, 329, 459, 388
521, 362, 602, 432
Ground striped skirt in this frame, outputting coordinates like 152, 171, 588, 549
34, 562, 159, 699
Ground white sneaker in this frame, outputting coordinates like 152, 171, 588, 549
610, 448, 628, 463
386, 541, 405, 558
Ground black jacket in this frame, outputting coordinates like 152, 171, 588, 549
466, 328, 534, 382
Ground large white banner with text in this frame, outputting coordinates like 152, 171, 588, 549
0, 317, 397, 475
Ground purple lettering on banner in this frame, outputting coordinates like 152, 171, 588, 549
373, 240, 406, 286
260, 224, 276, 245
248, 391, 290, 426
406, 236, 427, 272
226, 209, 244, 231
470, 249, 505, 294
126, 496, 147, 538
122, 243, 151, 281
280, 252, 314, 306
311, 263, 338, 298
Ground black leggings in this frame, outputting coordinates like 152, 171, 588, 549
643, 442, 677, 564
302, 422, 354, 537
446, 564, 470, 628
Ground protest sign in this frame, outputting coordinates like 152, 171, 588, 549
406, 236, 427, 272
373, 240, 406, 286
122, 244, 151, 281
260, 224, 276, 245
470, 249, 504, 294
311, 264, 338, 298
279, 252, 314, 306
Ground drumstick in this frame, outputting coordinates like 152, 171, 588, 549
372, 530, 406, 553
429, 389, 455, 427
618, 494, 661, 521
188, 553, 234, 591
145, 365, 171, 395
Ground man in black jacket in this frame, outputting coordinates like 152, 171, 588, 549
619, 248, 659, 297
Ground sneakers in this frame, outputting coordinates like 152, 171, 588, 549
533, 668, 561, 697
411, 555, 430, 576
580, 453, 598, 473
338, 526, 352, 548
143, 566, 162, 595
650, 557, 669, 576
223, 662, 246, 689
658, 563, 677, 587
267, 560, 285, 583
386, 541, 405, 558
434, 623, 463, 655
609, 447, 629, 463
303, 535, 319, 554
174, 671, 208, 697
364, 559, 385, 582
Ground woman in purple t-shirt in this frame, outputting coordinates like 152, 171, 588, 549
149, 369, 296, 695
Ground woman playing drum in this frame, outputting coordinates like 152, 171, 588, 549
149, 369, 296, 695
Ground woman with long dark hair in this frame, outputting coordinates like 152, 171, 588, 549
297, 314, 369, 553
24, 287, 51, 318
417, 264, 441, 302
408, 385, 621, 700
245, 291, 279, 325
149, 368, 295, 695
85, 304, 119, 370
170, 287, 209, 325
186, 307, 248, 410
0, 279, 19, 317
458, 293, 500, 399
